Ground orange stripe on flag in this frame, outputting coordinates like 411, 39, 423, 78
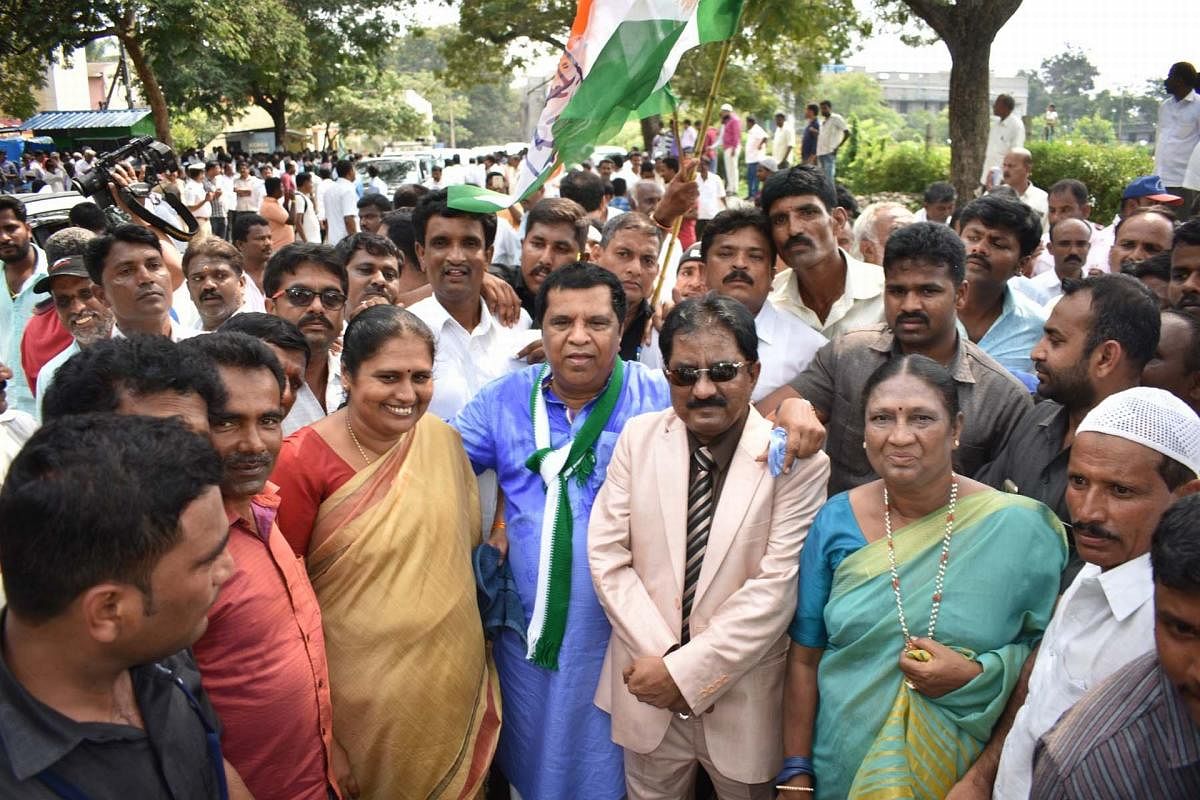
568, 0, 594, 40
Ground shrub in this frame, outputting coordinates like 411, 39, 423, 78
1026, 140, 1153, 222
842, 140, 950, 197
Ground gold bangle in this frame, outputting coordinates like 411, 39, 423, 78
492, 521, 507, 530
775, 787, 814, 793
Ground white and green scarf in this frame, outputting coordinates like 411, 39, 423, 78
523, 358, 626, 670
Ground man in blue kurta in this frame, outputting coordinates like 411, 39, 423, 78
455, 263, 669, 799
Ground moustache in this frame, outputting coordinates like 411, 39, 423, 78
224, 453, 272, 471
722, 269, 754, 285
967, 253, 991, 270
1178, 294, 1200, 308
199, 289, 223, 302
687, 397, 728, 409
298, 312, 333, 329
1064, 255, 1083, 266
894, 312, 929, 327
784, 235, 814, 251
1072, 522, 1119, 541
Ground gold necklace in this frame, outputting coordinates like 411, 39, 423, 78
346, 416, 374, 465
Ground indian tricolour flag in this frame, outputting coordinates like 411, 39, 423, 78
448, 0, 743, 213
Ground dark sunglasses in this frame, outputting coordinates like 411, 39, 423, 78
664, 361, 749, 386
272, 285, 347, 311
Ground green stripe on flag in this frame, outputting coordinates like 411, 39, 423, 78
697, 0, 742, 42
446, 183, 514, 213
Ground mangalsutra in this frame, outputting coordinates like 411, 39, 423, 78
885, 475, 958, 672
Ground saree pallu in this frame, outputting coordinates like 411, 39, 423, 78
309, 415, 500, 799
813, 491, 1065, 800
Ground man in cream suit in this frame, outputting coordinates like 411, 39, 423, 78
589, 295, 830, 799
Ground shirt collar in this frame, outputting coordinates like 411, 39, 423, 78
223, 482, 282, 539
1090, 552, 1155, 622
1158, 661, 1200, 768
0, 610, 150, 781
422, 295, 493, 336
754, 300, 779, 345
867, 327, 976, 384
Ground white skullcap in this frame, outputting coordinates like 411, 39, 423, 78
1076, 387, 1200, 476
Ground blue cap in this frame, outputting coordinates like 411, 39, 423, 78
1121, 175, 1183, 204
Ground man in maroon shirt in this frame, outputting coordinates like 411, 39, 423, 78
183, 332, 357, 800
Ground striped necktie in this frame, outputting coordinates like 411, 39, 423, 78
682, 446, 716, 643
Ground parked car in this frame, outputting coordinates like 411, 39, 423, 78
356, 155, 430, 194
13, 191, 87, 247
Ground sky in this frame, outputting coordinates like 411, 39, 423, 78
845, 0, 1192, 92
403, 0, 1195, 94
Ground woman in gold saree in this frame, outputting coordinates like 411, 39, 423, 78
272, 305, 499, 799
777, 356, 1066, 799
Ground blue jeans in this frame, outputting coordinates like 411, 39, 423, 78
746, 162, 759, 199
818, 153, 837, 183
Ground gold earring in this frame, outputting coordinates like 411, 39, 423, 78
954, 439, 960, 447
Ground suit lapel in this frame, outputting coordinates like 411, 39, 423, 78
656, 411, 691, 594
693, 410, 770, 604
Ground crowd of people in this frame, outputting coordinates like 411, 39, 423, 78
3, 57, 1200, 800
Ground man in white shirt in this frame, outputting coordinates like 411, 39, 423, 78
182, 164, 213, 240
982, 94, 1026, 189
324, 160, 360, 246
694, 159, 726, 241
217, 162, 237, 239
912, 181, 956, 224
1156, 61, 1200, 216
1001, 148, 1048, 229
772, 112, 795, 166
425, 164, 445, 191
765, 166, 884, 338
697, 208, 824, 401
407, 190, 535, 420
743, 115, 768, 200
972, 388, 1200, 799
232, 161, 265, 236
1031, 217, 1092, 303
1031, 179, 1110, 276
815, 101, 849, 183
292, 173, 321, 243
679, 120, 698, 154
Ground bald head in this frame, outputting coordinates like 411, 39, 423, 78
634, 181, 664, 216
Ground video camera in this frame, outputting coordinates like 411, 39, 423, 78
72, 136, 199, 241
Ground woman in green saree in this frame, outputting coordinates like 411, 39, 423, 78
777, 355, 1066, 799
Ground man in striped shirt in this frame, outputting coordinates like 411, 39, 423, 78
1031, 493, 1200, 799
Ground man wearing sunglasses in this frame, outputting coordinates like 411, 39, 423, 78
263, 242, 349, 431
588, 294, 830, 799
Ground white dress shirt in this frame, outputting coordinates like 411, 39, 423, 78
281, 351, 344, 435
323, 177, 360, 245
982, 115, 1026, 184
408, 296, 537, 421
992, 554, 1156, 799
769, 250, 885, 338
1155, 90, 1200, 186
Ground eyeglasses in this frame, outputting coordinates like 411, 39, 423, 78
664, 361, 749, 386
272, 286, 347, 310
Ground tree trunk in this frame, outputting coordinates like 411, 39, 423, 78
255, 93, 288, 152
641, 115, 662, 154
945, 38, 991, 201
118, 33, 171, 145
896, 0, 1024, 202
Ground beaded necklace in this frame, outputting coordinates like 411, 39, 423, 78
884, 475, 959, 656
